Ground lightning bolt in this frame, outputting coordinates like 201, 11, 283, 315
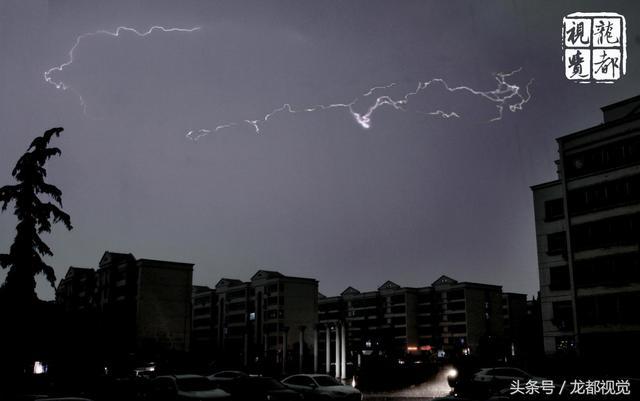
44, 27, 531, 138
423, 110, 460, 119
44, 25, 201, 113
187, 68, 533, 140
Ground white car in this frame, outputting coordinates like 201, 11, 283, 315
472, 367, 545, 389
282, 374, 362, 400
149, 374, 231, 400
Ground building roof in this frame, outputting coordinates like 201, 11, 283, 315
215, 278, 244, 289
378, 280, 401, 291
193, 285, 213, 294
557, 95, 640, 143
57, 266, 95, 289
251, 270, 285, 281
98, 251, 135, 268
341, 286, 361, 296
530, 179, 561, 191
431, 275, 458, 287
137, 258, 194, 269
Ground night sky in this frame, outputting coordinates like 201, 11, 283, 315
1, 0, 640, 300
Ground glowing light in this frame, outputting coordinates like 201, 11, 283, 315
351, 377, 357, 388
187, 69, 533, 140
447, 368, 458, 379
33, 361, 47, 375
44, 25, 201, 113
407, 346, 419, 352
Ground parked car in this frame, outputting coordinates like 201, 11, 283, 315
33, 399, 94, 401
471, 367, 545, 389
207, 371, 248, 392
227, 376, 303, 401
282, 374, 362, 400
149, 374, 231, 400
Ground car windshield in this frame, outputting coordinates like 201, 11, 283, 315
251, 377, 287, 390
177, 377, 217, 391
314, 376, 341, 386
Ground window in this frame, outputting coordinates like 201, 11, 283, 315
390, 294, 405, 305
194, 307, 211, 316
547, 232, 567, 255
544, 198, 565, 221
549, 266, 570, 291
555, 336, 575, 352
552, 301, 574, 331
566, 136, 640, 178
448, 301, 465, 311
574, 253, 640, 288
448, 312, 466, 322
285, 376, 314, 387
390, 305, 406, 314
314, 376, 341, 387
572, 213, 640, 251
448, 324, 466, 334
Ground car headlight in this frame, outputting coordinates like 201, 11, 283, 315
447, 368, 458, 379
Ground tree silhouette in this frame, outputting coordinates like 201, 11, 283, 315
0, 127, 72, 303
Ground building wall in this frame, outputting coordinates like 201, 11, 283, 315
136, 261, 193, 352
532, 95, 640, 358
192, 286, 217, 356
319, 276, 521, 369
532, 181, 574, 354
213, 272, 318, 372
281, 279, 318, 348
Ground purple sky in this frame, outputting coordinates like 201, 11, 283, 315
1, 0, 639, 300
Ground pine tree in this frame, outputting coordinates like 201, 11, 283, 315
0, 127, 72, 303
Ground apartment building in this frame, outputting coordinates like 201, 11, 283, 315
318, 275, 512, 378
56, 251, 194, 355
192, 285, 217, 357
56, 267, 96, 313
532, 95, 640, 358
214, 270, 318, 373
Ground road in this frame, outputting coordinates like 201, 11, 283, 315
363, 366, 453, 400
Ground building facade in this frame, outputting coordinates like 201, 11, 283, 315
192, 285, 217, 357
532, 95, 640, 358
213, 270, 318, 374
56, 251, 194, 356
318, 275, 517, 378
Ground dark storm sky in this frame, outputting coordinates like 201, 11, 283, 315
1, 0, 639, 300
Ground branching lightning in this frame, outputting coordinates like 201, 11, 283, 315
44, 25, 201, 113
43, 26, 532, 139
187, 68, 533, 140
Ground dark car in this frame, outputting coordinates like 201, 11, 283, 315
227, 376, 303, 401
207, 371, 248, 392
148, 374, 232, 400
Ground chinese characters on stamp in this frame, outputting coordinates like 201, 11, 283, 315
563, 12, 627, 83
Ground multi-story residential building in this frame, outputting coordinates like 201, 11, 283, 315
502, 292, 528, 359
419, 276, 505, 359
56, 266, 96, 313
318, 275, 512, 378
213, 270, 318, 374
192, 285, 217, 357
56, 251, 194, 356
532, 95, 640, 359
